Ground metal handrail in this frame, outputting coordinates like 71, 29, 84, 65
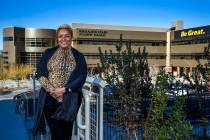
77, 89, 91, 140
31, 74, 105, 140
76, 76, 106, 140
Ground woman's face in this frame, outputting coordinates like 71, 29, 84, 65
57, 29, 72, 48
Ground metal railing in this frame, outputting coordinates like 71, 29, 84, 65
13, 75, 105, 140
13, 74, 210, 140
76, 89, 91, 140
76, 76, 106, 140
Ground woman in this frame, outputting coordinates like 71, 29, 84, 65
33, 24, 87, 140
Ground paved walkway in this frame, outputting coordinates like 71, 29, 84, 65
0, 99, 28, 140
0, 91, 77, 140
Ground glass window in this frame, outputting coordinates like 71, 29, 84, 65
3, 36, 13, 41
25, 38, 55, 47
77, 40, 165, 46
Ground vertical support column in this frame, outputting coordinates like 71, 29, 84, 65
189, 67, 193, 77
76, 93, 90, 140
98, 87, 103, 140
77, 104, 83, 140
33, 72, 36, 119
165, 31, 172, 73
184, 67, 187, 75
85, 94, 90, 140
177, 67, 180, 77
41, 135, 46, 140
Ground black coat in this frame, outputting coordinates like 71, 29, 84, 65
33, 46, 87, 135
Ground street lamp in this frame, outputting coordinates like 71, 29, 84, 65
165, 27, 176, 73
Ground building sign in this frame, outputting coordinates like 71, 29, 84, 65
174, 25, 210, 39
78, 29, 107, 37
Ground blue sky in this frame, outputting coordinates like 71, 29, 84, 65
1, 0, 210, 50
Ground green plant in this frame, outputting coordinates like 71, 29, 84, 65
0, 57, 8, 90
144, 72, 192, 140
98, 34, 152, 138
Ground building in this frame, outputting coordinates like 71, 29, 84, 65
171, 25, 210, 76
3, 27, 56, 66
72, 23, 168, 71
2, 22, 210, 77
72, 22, 209, 76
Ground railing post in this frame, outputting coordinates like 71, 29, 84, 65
77, 106, 82, 140
98, 87, 103, 140
41, 134, 47, 140
77, 76, 106, 140
32, 72, 36, 120
77, 91, 91, 140
84, 93, 90, 140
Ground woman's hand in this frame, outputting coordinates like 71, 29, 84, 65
50, 87, 65, 102
49, 88, 56, 99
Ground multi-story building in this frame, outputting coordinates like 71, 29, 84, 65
171, 25, 210, 76
2, 21, 210, 77
3, 27, 55, 66
72, 23, 168, 71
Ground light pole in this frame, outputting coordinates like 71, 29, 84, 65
165, 27, 176, 73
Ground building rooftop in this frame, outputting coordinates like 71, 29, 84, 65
72, 23, 168, 32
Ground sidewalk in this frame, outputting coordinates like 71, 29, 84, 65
0, 99, 28, 140
0, 91, 78, 140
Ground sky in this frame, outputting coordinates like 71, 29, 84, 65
1, 0, 210, 50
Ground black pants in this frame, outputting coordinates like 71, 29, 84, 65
44, 106, 73, 140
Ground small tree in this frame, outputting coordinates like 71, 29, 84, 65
173, 43, 210, 139
8, 64, 34, 87
98, 34, 152, 138
144, 72, 192, 140
0, 58, 8, 91
190, 43, 210, 138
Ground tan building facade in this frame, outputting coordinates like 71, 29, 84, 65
171, 25, 210, 76
72, 23, 167, 69
3, 27, 55, 66
2, 23, 210, 77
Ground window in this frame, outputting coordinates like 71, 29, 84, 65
25, 38, 55, 47
171, 53, 207, 60
3, 36, 13, 42
172, 37, 210, 45
76, 39, 166, 46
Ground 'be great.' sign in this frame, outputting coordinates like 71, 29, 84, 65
174, 25, 210, 39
